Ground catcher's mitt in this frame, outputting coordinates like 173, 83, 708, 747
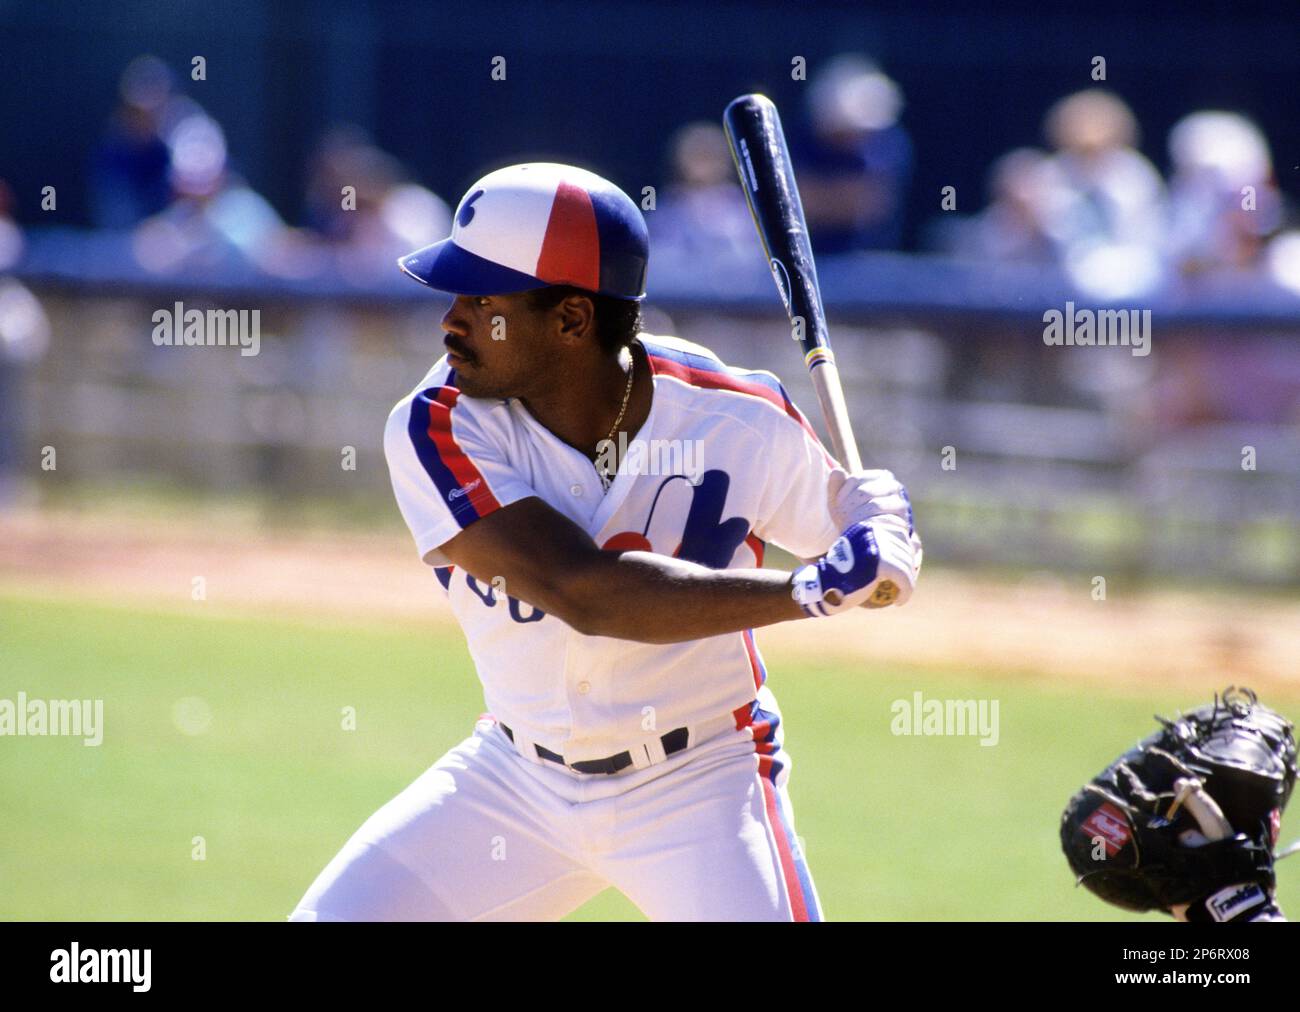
1061, 686, 1297, 921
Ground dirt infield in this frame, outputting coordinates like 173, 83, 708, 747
4, 507, 1298, 694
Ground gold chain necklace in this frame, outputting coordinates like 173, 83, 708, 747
596, 352, 635, 490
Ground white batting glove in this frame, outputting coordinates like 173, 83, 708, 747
791, 516, 919, 615
828, 466, 912, 531
827, 466, 922, 589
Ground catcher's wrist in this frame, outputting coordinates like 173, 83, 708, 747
1180, 882, 1279, 923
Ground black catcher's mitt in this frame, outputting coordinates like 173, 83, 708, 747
1061, 686, 1297, 921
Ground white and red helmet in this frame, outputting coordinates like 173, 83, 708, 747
398, 163, 648, 301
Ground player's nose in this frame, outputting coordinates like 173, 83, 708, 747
440, 297, 471, 337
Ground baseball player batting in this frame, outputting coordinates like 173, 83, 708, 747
289, 160, 922, 922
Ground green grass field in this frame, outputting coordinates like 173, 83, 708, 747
3, 589, 1298, 921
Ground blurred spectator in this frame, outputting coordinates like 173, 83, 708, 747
648, 121, 754, 266
305, 125, 402, 240
962, 148, 1057, 263
1165, 111, 1282, 277
0, 181, 51, 508
303, 125, 451, 281
84, 55, 325, 279
794, 55, 913, 253
1036, 89, 1166, 297
1267, 231, 1300, 297
89, 56, 177, 229
131, 109, 314, 278
0, 181, 20, 271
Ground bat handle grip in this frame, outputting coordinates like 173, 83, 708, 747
809, 356, 862, 471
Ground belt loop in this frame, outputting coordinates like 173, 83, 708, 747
512, 731, 549, 768
641, 736, 667, 767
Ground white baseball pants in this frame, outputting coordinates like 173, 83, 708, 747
289, 690, 822, 922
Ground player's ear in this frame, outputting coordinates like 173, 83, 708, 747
555, 292, 596, 345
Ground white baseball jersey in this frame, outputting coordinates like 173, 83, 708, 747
382, 333, 841, 763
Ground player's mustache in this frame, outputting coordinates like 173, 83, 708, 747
443, 336, 475, 362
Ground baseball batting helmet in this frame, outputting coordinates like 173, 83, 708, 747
397, 163, 649, 300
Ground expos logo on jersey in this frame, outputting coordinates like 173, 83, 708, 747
439, 469, 757, 623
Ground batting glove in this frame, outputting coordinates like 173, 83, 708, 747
827, 466, 914, 533
791, 517, 918, 616
827, 466, 923, 591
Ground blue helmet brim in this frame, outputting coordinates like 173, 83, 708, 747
396, 238, 552, 296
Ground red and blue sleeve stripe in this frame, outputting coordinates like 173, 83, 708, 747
405, 377, 503, 528
642, 340, 836, 466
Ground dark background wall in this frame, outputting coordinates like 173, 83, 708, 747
3, 0, 1298, 247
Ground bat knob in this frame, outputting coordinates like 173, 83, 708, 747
863, 580, 899, 609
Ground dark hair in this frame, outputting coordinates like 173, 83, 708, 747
526, 285, 642, 355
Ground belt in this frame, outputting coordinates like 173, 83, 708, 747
500, 723, 691, 775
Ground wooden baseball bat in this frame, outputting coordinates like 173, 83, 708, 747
722, 92, 862, 472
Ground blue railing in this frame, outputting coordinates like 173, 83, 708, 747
13, 227, 1300, 329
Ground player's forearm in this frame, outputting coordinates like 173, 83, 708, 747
562, 550, 804, 643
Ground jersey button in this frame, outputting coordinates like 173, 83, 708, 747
570, 483, 584, 497
576, 681, 591, 694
